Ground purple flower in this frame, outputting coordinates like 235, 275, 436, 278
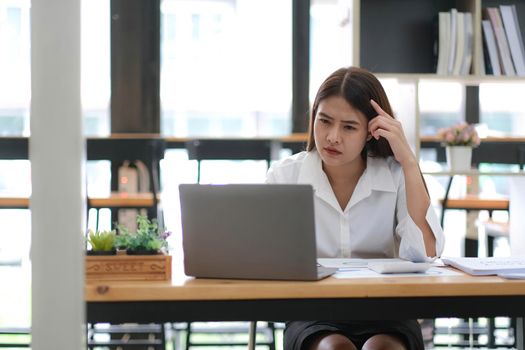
160, 230, 172, 240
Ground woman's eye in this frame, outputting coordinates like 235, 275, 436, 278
344, 125, 355, 130
319, 119, 330, 124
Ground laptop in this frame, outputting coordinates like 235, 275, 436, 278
179, 184, 336, 281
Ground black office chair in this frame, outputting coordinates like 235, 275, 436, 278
179, 321, 277, 350
87, 323, 167, 350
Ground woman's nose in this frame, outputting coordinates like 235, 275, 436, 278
327, 127, 340, 144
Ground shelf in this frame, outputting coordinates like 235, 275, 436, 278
420, 135, 525, 142
356, 0, 525, 77
356, 0, 475, 74
377, 73, 525, 84
422, 170, 525, 176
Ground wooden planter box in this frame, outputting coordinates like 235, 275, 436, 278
85, 254, 172, 281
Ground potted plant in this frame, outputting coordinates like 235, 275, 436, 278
86, 229, 117, 255
115, 215, 171, 255
438, 122, 481, 171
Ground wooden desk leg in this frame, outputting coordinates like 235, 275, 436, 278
517, 317, 524, 350
248, 321, 257, 350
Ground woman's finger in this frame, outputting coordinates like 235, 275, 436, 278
369, 115, 401, 135
370, 99, 390, 117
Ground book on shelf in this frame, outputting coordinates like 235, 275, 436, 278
442, 256, 525, 277
448, 8, 458, 75
482, 19, 502, 75
452, 12, 465, 75
436, 12, 451, 75
500, 5, 525, 76
479, 28, 487, 75
435, 9, 473, 75
460, 12, 473, 75
484, 7, 516, 76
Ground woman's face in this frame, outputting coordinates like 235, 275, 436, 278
314, 95, 370, 169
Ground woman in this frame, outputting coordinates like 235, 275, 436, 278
266, 67, 444, 350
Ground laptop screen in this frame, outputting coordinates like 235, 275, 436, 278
179, 184, 322, 280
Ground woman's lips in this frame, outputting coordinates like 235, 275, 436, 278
324, 147, 342, 156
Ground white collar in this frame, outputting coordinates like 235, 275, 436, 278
298, 151, 396, 213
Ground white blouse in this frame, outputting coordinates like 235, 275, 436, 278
266, 151, 444, 261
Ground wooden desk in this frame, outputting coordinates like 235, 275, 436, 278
425, 172, 517, 227
0, 136, 165, 222
440, 196, 510, 211
86, 268, 525, 349
0, 197, 29, 209
164, 133, 309, 152
0, 193, 159, 210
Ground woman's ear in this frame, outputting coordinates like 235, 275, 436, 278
366, 132, 373, 142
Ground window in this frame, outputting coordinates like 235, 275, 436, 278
0, 0, 30, 136
310, 0, 352, 101
160, 0, 293, 137
419, 81, 464, 137
480, 83, 525, 137
81, 0, 110, 136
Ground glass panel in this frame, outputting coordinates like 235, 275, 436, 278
0, 1, 30, 136
379, 78, 418, 153
81, 0, 110, 136
479, 82, 525, 137
160, 0, 292, 137
418, 81, 464, 136
310, 0, 353, 101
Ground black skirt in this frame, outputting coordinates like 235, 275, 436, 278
284, 320, 424, 350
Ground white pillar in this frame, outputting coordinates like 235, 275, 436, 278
30, 0, 85, 348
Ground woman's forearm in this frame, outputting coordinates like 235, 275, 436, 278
401, 158, 437, 257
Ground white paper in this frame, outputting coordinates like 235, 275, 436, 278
318, 258, 406, 269
442, 256, 525, 275
318, 258, 444, 269
498, 272, 525, 280
332, 267, 462, 279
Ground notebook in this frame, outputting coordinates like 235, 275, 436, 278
442, 256, 525, 276
179, 184, 336, 281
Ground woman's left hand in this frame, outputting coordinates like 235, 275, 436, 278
368, 99, 417, 167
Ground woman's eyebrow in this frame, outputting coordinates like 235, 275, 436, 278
318, 112, 360, 125
341, 120, 360, 126
317, 112, 333, 120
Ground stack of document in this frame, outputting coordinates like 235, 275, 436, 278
442, 256, 525, 279
317, 258, 461, 278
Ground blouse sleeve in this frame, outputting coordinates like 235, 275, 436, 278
395, 171, 445, 262
265, 165, 278, 184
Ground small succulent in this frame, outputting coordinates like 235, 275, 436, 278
87, 229, 116, 252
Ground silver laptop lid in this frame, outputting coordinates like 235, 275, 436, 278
179, 184, 320, 280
